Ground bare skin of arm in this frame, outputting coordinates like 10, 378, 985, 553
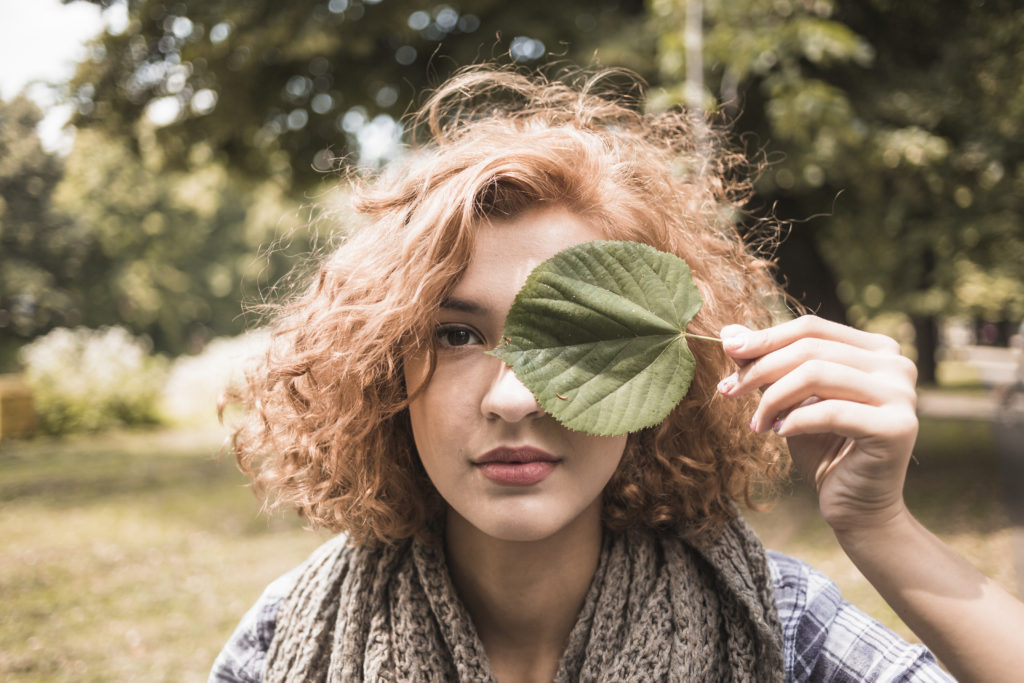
718, 315, 1024, 683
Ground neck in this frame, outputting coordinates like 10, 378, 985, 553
444, 501, 603, 682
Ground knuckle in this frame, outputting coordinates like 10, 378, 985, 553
800, 357, 832, 379
885, 380, 917, 408
795, 315, 820, 334
793, 336, 824, 360
880, 406, 918, 440
735, 359, 759, 385
897, 355, 919, 384
899, 382, 918, 406
818, 400, 840, 425
902, 410, 920, 438
902, 404, 920, 428
758, 382, 782, 409
871, 332, 901, 355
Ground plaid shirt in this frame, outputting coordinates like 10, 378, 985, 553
210, 549, 953, 682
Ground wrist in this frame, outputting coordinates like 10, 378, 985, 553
829, 501, 916, 551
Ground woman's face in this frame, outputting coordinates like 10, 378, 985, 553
404, 205, 628, 543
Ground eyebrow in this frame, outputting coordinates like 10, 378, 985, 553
439, 296, 486, 314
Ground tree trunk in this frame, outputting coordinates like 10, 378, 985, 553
772, 221, 848, 324
911, 314, 939, 386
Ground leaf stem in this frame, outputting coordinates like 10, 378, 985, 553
682, 332, 723, 343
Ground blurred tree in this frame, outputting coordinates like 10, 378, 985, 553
654, 0, 885, 328
0, 95, 97, 366
652, 0, 1024, 381
825, 0, 1024, 378
58, 0, 1023, 377
51, 126, 306, 353
51, 0, 649, 354
67, 0, 650, 189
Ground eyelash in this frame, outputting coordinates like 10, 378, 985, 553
435, 325, 484, 349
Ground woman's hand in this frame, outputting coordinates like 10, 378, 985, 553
716, 315, 1024, 682
716, 315, 919, 533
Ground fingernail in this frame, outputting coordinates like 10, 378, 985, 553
749, 417, 758, 432
722, 335, 745, 351
717, 375, 737, 394
771, 416, 784, 434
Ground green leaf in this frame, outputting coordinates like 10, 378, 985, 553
488, 240, 705, 436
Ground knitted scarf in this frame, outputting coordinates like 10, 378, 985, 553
264, 516, 783, 682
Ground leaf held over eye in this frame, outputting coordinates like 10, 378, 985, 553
487, 240, 704, 436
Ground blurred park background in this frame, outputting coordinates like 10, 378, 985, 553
1, 0, 1022, 679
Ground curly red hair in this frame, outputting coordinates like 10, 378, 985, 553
230, 65, 790, 545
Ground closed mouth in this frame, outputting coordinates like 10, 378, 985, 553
473, 447, 561, 486
473, 446, 560, 465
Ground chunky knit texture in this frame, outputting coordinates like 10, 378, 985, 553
264, 516, 783, 682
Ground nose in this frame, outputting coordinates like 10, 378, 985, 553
481, 361, 543, 423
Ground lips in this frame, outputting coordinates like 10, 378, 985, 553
473, 447, 560, 486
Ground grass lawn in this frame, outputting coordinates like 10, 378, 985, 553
1, 416, 1017, 680
0, 427, 328, 682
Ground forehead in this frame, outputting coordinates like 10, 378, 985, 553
452, 205, 605, 303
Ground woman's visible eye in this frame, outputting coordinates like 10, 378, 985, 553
435, 325, 483, 349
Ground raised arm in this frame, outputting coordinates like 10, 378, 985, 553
717, 315, 1024, 683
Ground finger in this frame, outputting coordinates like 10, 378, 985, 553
772, 398, 919, 445
779, 399, 918, 492
748, 361, 904, 433
720, 315, 902, 362
719, 338, 916, 398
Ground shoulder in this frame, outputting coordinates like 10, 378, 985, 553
767, 551, 954, 682
208, 534, 352, 683
207, 568, 298, 683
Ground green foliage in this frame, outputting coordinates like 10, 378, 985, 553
46, 0, 1023, 374
652, 0, 873, 184
0, 91, 309, 357
20, 326, 168, 434
69, 0, 651, 188
490, 241, 702, 436
43, 0, 650, 354
0, 96, 95, 341
650, 0, 1024, 380
51, 127, 306, 353
821, 1, 1024, 325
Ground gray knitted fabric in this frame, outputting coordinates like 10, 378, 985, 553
263, 516, 784, 682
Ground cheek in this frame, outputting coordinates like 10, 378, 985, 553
561, 434, 627, 501
404, 361, 473, 471
404, 351, 447, 441
406, 388, 443, 465
587, 436, 628, 483
403, 353, 437, 461
404, 348, 490, 440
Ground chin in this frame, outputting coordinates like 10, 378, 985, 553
478, 517, 567, 543
449, 495, 594, 545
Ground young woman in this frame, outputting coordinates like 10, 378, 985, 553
210, 67, 1023, 682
